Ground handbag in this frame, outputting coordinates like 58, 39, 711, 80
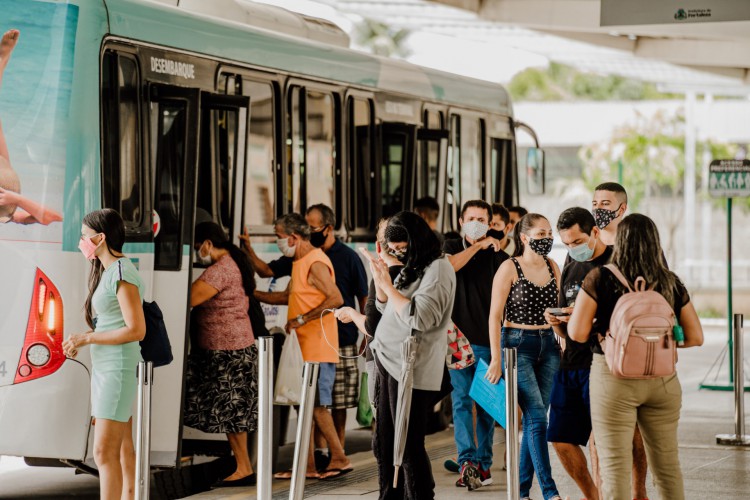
140, 301, 173, 367
248, 295, 270, 337
356, 371, 373, 427
446, 324, 475, 370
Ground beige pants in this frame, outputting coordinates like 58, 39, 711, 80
589, 354, 684, 500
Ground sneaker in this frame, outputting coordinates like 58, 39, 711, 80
478, 466, 493, 486
459, 461, 482, 491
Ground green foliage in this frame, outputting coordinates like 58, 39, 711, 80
508, 62, 681, 102
578, 110, 737, 210
353, 19, 411, 58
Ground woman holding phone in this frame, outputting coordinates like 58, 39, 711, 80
486, 213, 564, 500
62, 209, 146, 500
364, 211, 456, 500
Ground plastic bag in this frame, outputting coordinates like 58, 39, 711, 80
356, 371, 373, 427
274, 330, 304, 405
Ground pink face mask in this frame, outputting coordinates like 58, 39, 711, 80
78, 234, 100, 260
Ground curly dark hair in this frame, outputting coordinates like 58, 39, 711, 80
384, 211, 443, 289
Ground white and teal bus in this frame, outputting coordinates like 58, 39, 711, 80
0, 0, 543, 486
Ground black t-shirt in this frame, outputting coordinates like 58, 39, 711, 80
443, 238, 508, 347
558, 246, 613, 370
581, 266, 690, 355
270, 242, 368, 346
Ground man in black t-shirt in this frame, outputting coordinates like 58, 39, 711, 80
443, 200, 508, 490
544, 207, 609, 500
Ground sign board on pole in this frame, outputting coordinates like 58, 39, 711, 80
709, 160, 750, 198
601, 1, 750, 26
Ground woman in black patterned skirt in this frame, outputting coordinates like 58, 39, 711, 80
185, 222, 259, 487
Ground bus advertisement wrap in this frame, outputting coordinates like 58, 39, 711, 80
0, 1, 78, 243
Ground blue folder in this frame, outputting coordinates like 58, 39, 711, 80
468, 358, 507, 428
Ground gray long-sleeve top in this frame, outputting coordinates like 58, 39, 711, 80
370, 257, 456, 391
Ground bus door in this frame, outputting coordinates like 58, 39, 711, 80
378, 123, 416, 219
416, 128, 449, 232
144, 83, 200, 467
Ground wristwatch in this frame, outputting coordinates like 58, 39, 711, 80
296, 314, 306, 325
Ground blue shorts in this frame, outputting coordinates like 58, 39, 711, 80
316, 362, 336, 407
547, 368, 591, 446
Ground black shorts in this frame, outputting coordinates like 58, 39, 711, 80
547, 368, 591, 446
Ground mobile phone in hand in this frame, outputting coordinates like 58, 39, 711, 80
548, 308, 570, 317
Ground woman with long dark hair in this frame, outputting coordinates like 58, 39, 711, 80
366, 211, 456, 499
62, 209, 146, 500
486, 213, 564, 500
184, 221, 259, 487
568, 214, 703, 499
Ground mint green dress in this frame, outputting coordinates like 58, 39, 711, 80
90, 257, 144, 422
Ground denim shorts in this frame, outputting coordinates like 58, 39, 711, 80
316, 362, 336, 407
547, 368, 592, 446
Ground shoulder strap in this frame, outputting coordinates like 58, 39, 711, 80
604, 264, 634, 293
118, 259, 123, 281
510, 257, 524, 278
543, 257, 554, 279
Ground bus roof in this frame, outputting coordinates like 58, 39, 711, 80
103, 0, 512, 116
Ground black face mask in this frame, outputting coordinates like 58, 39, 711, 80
487, 229, 505, 241
310, 228, 327, 248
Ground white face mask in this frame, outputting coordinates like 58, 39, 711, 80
197, 243, 213, 266
462, 220, 489, 241
277, 237, 296, 258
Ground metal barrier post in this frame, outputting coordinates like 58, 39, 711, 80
717, 314, 750, 446
135, 361, 153, 500
257, 337, 274, 500
504, 348, 520, 500
289, 362, 319, 500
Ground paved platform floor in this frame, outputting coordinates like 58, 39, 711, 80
186, 326, 750, 500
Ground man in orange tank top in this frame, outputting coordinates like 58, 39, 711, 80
255, 213, 353, 480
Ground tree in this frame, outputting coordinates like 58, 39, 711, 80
578, 109, 736, 262
353, 19, 411, 59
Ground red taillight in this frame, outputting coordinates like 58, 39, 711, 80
15, 269, 65, 384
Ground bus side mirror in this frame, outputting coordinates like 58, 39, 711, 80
525, 147, 545, 195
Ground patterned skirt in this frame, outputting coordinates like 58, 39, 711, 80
184, 343, 258, 434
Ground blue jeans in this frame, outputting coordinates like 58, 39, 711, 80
450, 344, 495, 470
502, 328, 560, 500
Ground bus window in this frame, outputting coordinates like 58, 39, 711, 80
460, 117, 484, 204
305, 91, 335, 210
348, 97, 374, 230
153, 102, 187, 270
418, 109, 443, 199
197, 106, 238, 234
101, 52, 146, 237
244, 81, 276, 227
380, 125, 415, 218
491, 138, 513, 205
287, 87, 304, 213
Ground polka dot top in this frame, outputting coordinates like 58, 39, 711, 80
504, 258, 558, 326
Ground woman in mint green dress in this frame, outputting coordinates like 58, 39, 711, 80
63, 209, 146, 500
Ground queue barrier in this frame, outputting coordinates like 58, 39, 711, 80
716, 314, 750, 446
504, 348, 520, 500
289, 362, 320, 500
257, 337, 274, 500
135, 361, 153, 500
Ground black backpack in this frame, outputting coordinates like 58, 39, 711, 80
141, 301, 173, 367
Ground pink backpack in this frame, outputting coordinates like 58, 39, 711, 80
602, 265, 677, 379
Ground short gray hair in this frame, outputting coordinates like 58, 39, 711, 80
275, 213, 310, 240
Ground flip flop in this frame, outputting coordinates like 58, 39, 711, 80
274, 470, 322, 480
320, 467, 353, 480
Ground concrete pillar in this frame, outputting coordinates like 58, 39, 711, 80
684, 91, 697, 264
701, 94, 714, 286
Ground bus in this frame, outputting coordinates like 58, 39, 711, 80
0, 0, 544, 487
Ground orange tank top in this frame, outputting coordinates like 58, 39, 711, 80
288, 248, 340, 363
